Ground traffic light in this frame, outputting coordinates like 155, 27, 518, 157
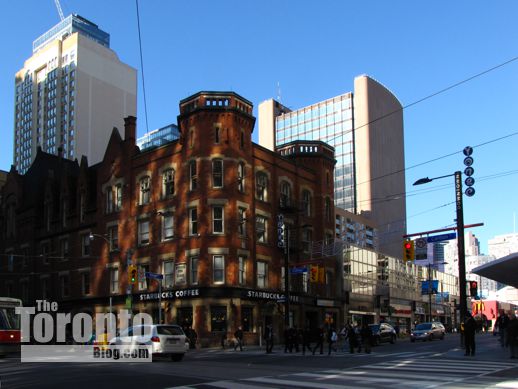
403, 240, 415, 262
128, 265, 138, 286
469, 281, 478, 297
309, 265, 318, 283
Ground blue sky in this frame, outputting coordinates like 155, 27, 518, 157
1, 1, 517, 254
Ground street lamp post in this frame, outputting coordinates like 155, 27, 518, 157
89, 233, 114, 328
414, 172, 468, 327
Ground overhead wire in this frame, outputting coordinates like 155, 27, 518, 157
135, 0, 149, 134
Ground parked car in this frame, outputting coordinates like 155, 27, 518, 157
369, 323, 397, 345
410, 322, 445, 342
110, 324, 187, 361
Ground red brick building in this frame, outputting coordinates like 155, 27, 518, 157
1, 91, 340, 346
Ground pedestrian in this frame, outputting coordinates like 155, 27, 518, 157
284, 327, 292, 353
394, 321, 401, 338
264, 324, 274, 353
220, 331, 227, 349
234, 326, 243, 351
327, 327, 337, 355
302, 326, 311, 355
347, 323, 358, 354
360, 322, 372, 354
464, 312, 477, 356
312, 326, 324, 355
339, 325, 348, 351
506, 314, 518, 359
188, 326, 197, 349
496, 310, 510, 348
292, 326, 300, 353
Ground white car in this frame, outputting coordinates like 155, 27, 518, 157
111, 324, 187, 361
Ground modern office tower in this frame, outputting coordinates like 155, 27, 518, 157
258, 75, 406, 258
488, 233, 518, 259
13, 14, 137, 174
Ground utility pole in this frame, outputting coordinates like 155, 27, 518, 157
455, 171, 468, 325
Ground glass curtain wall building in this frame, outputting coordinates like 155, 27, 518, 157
259, 75, 407, 258
276, 94, 354, 211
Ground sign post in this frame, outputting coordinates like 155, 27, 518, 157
146, 272, 164, 324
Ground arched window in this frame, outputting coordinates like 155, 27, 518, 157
325, 197, 332, 222
139, 176, 151, 205
237, 162, 245, 193
256, 172, 268, 201
280, 181, 291, 208
162, 169, 175, 198
302, 190, 311, 217
189, 161, 197, 191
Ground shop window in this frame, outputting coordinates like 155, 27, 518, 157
241, 306, 253, 332
177, 307, 193, 329
210, 306, 227, 332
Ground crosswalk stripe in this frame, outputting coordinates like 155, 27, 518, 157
291, 372, 439, 386
193, 380, 276, 389
245, 376, 359, 389
319, 369, 460, 382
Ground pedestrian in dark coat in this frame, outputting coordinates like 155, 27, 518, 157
506, 314, 518, 359
234, 326, 243, 351
360, 323, 372, 354
312, 326, 324, 355
264, 324, 274, 353
464, 312, 477, 356
302, 326, 311, 355
347, 324, 358, 353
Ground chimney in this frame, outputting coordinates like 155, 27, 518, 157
124, 116, 137, 142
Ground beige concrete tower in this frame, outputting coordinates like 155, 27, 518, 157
13, 15, 136, 173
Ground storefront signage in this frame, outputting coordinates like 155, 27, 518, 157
316, 299, 335, 307
139, 288, 199, 301
244, 289, 299, 303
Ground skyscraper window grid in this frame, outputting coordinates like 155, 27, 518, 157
275, 94, 354, 211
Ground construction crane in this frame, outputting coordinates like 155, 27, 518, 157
54, 0, 65, 21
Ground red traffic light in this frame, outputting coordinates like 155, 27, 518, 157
404, 242, 412, 249
470, 281, 477, 288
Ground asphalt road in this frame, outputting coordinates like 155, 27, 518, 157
1, 333, 517, 388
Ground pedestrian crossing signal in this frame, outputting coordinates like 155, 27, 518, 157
469, 281, 478, 297
403, 240, 415, 262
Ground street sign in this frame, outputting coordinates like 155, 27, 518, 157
290, 267, 307, 274
415, 238, 427, 259
145, 272, 164, 280
421, 280, 439, 295
426, 233, 456, 243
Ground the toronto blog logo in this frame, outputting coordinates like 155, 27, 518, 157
16, 299, 153, 362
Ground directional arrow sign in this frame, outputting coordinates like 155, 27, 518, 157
427, 233, 456, 243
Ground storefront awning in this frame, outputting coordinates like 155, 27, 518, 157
471, 252, 518, 288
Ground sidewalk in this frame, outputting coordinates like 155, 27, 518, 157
443, 332, 518, 362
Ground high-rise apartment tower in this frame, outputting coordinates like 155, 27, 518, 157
13, 14, 137, 173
